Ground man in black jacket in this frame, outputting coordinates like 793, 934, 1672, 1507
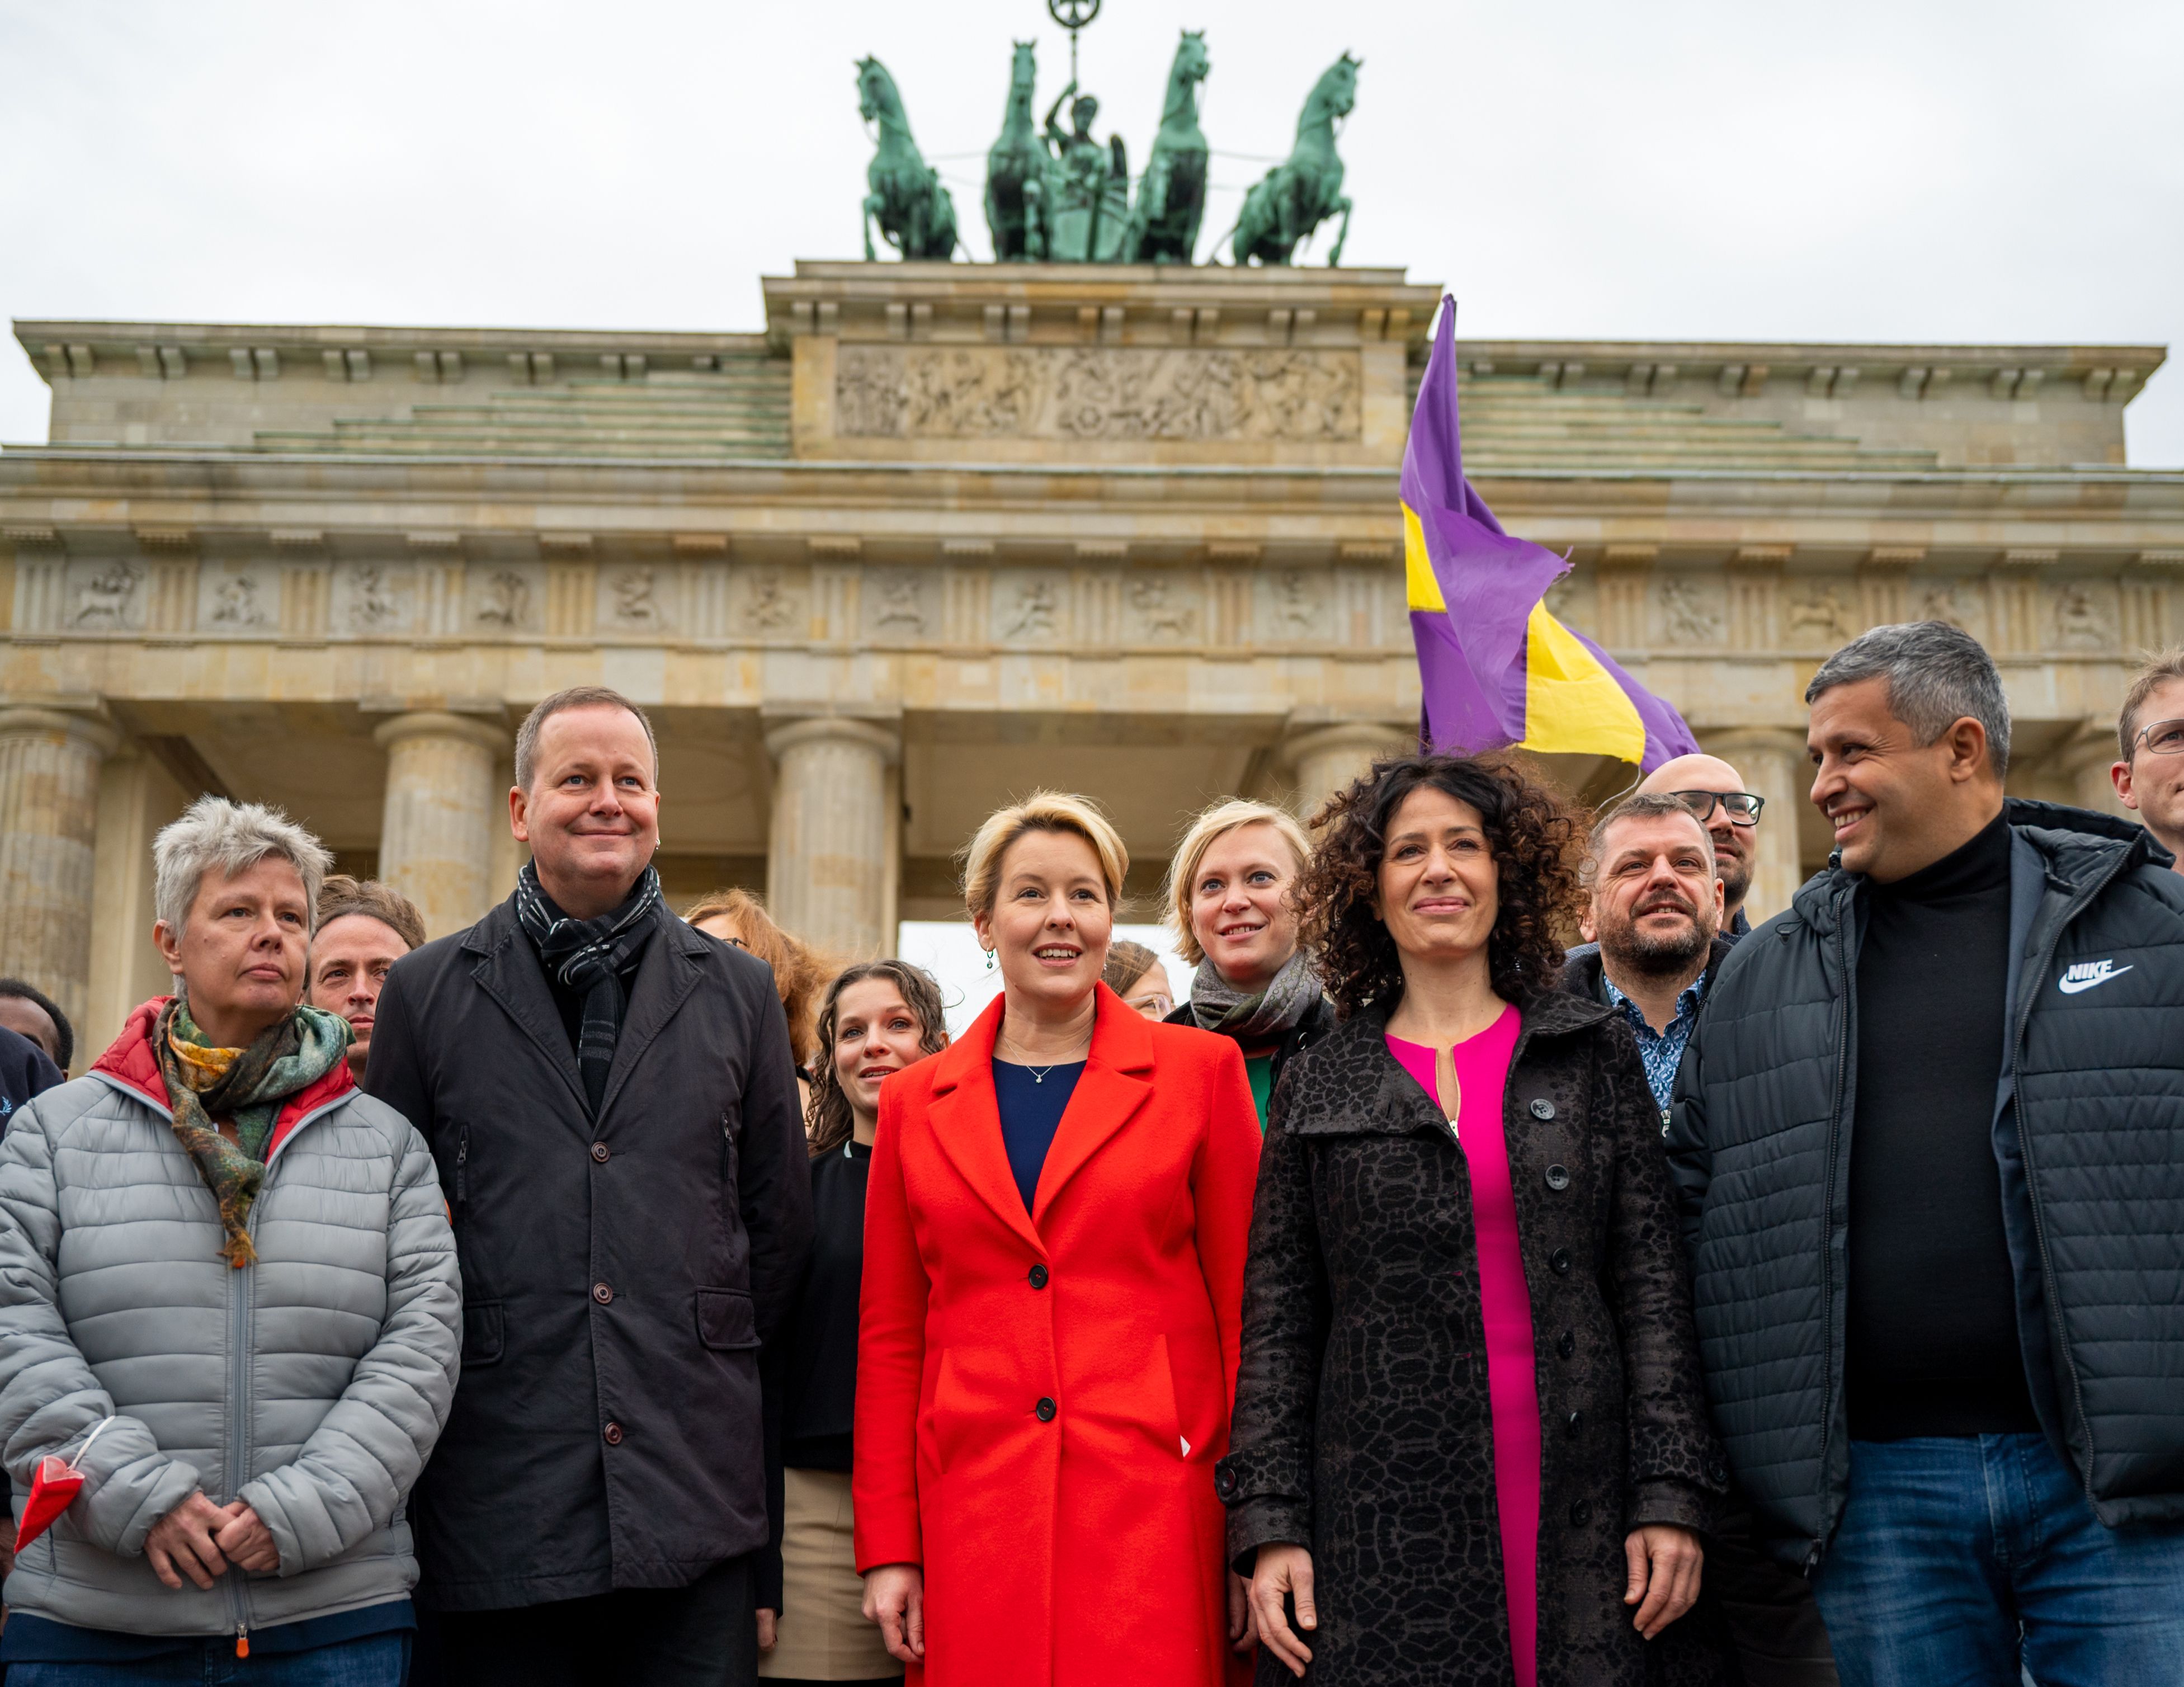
1672, 623, 2184, 1684
367, 686, 812, 1687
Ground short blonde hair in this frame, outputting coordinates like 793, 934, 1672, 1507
1163, 799, 1312, 965
961, 791, 1129, 917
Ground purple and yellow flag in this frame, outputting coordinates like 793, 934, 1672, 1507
1403, 297, 1699, 771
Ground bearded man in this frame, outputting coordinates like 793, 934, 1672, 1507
1567, 791, 1842, 1687
1565, 793, 1728, 1130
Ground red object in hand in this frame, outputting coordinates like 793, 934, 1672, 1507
15, 1455, 86, 1554
14, 1417, 115, 1555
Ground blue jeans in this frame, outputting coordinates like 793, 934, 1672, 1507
4, 1633, 409, 1687
1812, 1434, 2184, 1687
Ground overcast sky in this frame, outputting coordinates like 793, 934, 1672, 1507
3, 0, 2180, 462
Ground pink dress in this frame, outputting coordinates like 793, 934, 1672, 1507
1387, 1006, 1539, 1687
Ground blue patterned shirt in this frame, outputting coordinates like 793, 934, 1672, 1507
1602, 970, 1709, 1129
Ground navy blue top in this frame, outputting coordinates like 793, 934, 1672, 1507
0, 1599, 414, 1660
0, 1023, 62, 1127
992, 1059, 1085, 1213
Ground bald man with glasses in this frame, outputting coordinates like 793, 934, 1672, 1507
1636, 753, 1767, 940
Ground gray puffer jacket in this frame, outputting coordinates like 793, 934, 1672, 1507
0, 1001, 460, 1640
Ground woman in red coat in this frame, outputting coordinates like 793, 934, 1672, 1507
856, 791, 1263, 1687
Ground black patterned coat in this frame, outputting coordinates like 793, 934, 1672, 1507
1216, 992, 1730, 1686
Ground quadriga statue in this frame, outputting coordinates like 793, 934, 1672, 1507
985, 40, 1044, 261
1120, 30, 1211, 264
1228, 51, 1357, 266
856, 56, 961, 261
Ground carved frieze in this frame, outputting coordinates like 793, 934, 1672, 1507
202, 565, 274, 632
2053, 582, 2115, 650
835, 345, 1363, 443
867, 571, 929, 637
994, 573, 1066, 644
339, 562, 411, 633
70, 560, 144, 630
1657, 578, 1723, 646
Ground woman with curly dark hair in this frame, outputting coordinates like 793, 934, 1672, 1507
1218, 753, 1731, 1687
765, 960, 951, 1686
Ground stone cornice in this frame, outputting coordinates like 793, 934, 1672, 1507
13, 320, 772, 371
1463, 337, 2166, 381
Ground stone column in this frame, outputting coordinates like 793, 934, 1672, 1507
1282, 723, 1409, 825
765, 717, 900, 959
1699, 727, 1810, 925
374, 713, 508, 941
2054, 723, 2129, 819
0, 707, 120, 1037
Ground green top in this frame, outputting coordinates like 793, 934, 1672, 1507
1244, 1053, 1276, 1133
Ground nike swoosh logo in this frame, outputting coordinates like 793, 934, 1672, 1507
2058, 966, 2133, 995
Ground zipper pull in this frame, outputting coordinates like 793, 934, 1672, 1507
235, 1623, 249, 1658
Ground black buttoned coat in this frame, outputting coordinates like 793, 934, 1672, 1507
366, 895, 812, 1610
1218, 993, 1729, 1686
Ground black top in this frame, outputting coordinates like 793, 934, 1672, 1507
1846, 810, 2039, 1439
0, 1025, 62, 1127
780, 1140, 874, 1472
993, 1059, 1084, 1212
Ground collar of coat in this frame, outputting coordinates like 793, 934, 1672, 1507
88, 996, 356, 1158
1790, 796, 2168, 936
459, 891, 719, 1121
1278, 989, 1612, 1139
922, 981, 1158, 1253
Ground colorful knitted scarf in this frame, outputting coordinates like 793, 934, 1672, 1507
154, 996, 350, 1267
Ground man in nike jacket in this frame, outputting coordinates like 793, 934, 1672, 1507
1669, 621, 2184, 1685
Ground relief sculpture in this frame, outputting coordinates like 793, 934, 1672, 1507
836, 345, 1361, 442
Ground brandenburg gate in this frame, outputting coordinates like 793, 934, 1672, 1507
3, 261, 2179, 1064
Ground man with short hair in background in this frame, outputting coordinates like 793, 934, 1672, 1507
1673, 621, 2184, 1682
367, 685, 811, 1687
1635, 752, 1767, 937
308, 877, 428, 1081
2110, 646, 2184, 874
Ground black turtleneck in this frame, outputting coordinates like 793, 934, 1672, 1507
1846, 808, 2037, 1440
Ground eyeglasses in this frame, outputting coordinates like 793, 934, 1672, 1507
2134, 719, 2184, 758
1667, 790, 1765, 825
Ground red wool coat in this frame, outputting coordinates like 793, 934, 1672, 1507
854, 985, 1262, 1687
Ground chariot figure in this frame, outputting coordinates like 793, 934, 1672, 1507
1039, 82, 1129, 262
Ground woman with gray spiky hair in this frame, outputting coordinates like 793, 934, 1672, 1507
0, 794, 459, 1683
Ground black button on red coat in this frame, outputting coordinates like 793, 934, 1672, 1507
1029, 1264, 1049, 1289
1035, 1397, 1057, 1422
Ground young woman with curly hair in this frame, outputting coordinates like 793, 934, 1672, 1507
763, 962, 950, 1686
1219, 753, 1733, 1687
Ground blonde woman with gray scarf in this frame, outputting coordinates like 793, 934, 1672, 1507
1162, 799, 1335, 1128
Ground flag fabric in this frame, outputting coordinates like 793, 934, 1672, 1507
1402, 297, 1700, 771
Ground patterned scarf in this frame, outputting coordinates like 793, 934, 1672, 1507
1187, 948, 1327, 1042
513, 861, 663, 1114
154, 996, 350, 1268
